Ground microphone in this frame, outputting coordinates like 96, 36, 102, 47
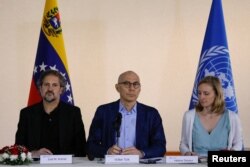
114, 112, 122, 144
87, 154, 95, 161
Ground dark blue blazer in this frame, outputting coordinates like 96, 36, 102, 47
15, 101, 86, 157
87, 100, 166, 158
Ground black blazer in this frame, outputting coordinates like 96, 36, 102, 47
87, 100, 166, 158
15, 101, 86, 157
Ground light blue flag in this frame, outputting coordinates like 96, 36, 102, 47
189, 0, 238, 112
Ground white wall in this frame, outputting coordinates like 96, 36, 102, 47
0, 0, 249, 151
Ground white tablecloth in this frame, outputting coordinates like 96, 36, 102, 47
0, 157, 207, 167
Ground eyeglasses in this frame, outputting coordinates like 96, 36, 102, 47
118, 81, 141, 89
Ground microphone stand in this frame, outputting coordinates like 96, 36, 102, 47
114, 113, 122, 147
116, 128, 120, 146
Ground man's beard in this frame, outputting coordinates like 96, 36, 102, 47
43, 91, 56, 103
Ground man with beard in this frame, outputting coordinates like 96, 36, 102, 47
15, 70, 86, 158
87, 71, 166, 159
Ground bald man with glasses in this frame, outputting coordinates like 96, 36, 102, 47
87, 71, 166, 159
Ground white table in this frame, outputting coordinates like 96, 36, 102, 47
0, 157, 207, 167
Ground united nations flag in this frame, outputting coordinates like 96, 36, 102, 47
189, 0, 238, 112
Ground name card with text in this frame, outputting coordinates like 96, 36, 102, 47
105, 155, 139, 164
40, 155, 73, 164
166, 156, 198, 164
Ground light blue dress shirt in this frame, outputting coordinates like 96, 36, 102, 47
117, 102, 137, 149
192, 110, 230, 156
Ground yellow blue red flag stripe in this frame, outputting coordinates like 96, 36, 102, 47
28, 0, 74, 106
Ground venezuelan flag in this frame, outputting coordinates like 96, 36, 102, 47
28, 0, 74, 106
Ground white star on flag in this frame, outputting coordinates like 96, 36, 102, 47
39, 62, 47, 71
67, 94, 73, 103
33, 66, 38, 74
65, 82, 71, 92
50, 65, 58, 71
60, 72, 66, 79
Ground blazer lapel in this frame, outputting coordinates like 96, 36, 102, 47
135, 103, 145, 147
58, 103, 67, 150
31, 103, 43, 148
110, 100, 120, 144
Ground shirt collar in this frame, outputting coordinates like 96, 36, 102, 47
119, 101, 137, 114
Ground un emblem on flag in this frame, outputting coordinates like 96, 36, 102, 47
192, 45, 237, 112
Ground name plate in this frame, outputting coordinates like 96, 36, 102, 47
40, 155, 72, 164
105, 155, 139, 164
166, 156, 198, 163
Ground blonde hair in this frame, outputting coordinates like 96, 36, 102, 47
195, 76, 225, 114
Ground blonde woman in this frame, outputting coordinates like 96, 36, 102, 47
180, 76, 243, 156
